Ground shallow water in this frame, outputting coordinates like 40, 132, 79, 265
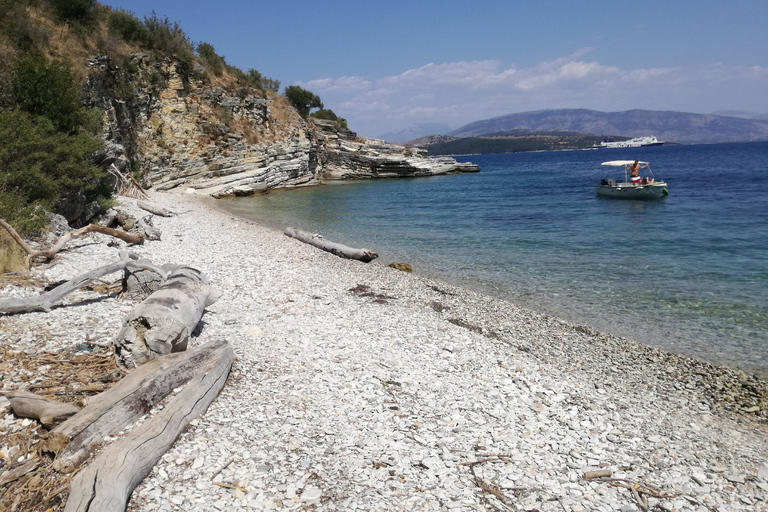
219, 141, 768, 375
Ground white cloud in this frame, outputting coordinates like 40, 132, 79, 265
296, 55, 768, 137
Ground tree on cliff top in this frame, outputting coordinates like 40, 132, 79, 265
284, 85, 323, 118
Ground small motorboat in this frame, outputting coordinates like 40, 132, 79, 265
596, 160, 668, 199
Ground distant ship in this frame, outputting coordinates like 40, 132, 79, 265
594, 136, 665, 149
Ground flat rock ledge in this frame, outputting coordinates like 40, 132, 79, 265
1, 191, 766, 512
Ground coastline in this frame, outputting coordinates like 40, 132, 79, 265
1, 191, 766, 511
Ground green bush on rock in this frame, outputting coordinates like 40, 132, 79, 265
0, 110, 107, 233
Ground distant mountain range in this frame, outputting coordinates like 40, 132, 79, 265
378, 123, 453, 143
446, 109, 768, 144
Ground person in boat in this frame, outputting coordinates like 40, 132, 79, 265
626, 160, 647, 185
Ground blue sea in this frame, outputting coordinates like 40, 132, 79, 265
219, 141, 768, 376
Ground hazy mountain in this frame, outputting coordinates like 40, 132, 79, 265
378, 123, 454, 143
710, 110, 761, 119
448, 109, 768, 144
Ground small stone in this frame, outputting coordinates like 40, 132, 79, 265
301, 485, 321, 502
724, 473, 745, 484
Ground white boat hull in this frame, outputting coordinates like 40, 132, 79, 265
596, 182, 668, 199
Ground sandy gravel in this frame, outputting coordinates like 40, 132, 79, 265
1, 191, 767, 512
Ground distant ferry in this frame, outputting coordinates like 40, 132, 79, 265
594, 136, 665, 149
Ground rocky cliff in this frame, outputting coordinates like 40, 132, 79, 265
85, 54, 478, 198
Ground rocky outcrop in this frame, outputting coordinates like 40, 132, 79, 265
85, 55, 478, 198
313, 119, 479, 180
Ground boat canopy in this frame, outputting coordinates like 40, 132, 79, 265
601, 160, 649, 167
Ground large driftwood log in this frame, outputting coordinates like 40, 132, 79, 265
50, 338, 232, 473
64, 340, 233, 512
0, 219, 144, 265
137, 200, 173, 217
7, 390, 79, 426
284, 227, 378, 262
113, 266, 220, 366
0, 252, 167, 314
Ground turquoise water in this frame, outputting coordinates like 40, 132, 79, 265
219, 141, 768, 375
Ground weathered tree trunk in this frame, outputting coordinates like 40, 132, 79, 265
121, 263, 179, 301
113, 266, 220, 366
7, 390, 79, 426
284, 227, 378, 262
49, 338, 232, 473
137, 200, 173, 217
63, 340, 233, 512
0, 252, 166, 314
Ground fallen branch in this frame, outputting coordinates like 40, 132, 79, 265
584, 476, 677, 511
50, 338, 232, 474
284, 227, 378, 262
7, 390, 79, 426
0, 219, 144, 267
64, 339, 234, 512
0, 251, 165, 314
137, 200, 173, 217
108, 163, 149, 200
0, 459, 39, 487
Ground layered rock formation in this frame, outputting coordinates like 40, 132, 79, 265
85, 55, 478, 199
313, 119, 479, 180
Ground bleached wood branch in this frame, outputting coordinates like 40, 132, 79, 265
0, 219, 144, 268
50, 338, 232, 475
284, 227, 378, 262
0, 251, 165, 314
62, 340, 233, 512
137, 200, 173, 217
7, 390, 79, 426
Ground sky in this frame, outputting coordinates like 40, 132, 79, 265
104, 0, 768, 138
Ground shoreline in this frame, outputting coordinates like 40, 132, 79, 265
216, 187, 768, 383
1, 191, 767, 511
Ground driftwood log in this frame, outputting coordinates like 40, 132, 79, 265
7, 390, 79, 426
0, 252, 167, 314
63, 340, 234, 512
0, 219, 143, 267
284, 227, 378, 262
137, 200, 173, 217
49, 338, 232, 473
113, 266, 220, 366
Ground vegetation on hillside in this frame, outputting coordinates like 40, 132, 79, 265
311, 108, 349, 130
284, 85, 323, 118
0, 0, 286, 233
0, 0, 108, 232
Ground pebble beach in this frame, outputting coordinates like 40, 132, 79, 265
1, 191, 767, 512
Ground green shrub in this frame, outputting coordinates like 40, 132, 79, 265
197, 42, 225, 76
46, 0, 97, 26
107, 9, 149, 45
284, 85, 323, 118
11, 50, 88, 134
142, 12, 194, 59
0, 1, 49, 51
0, 111, 107, 233
262, 77, 280, 92
311, 108, 349, 130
